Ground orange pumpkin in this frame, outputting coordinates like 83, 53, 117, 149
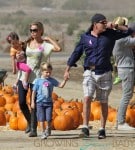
54, 114, 74, 131
52, 92, 58, 101
3, 94, 16, 104
2, 85, 14, 95
126, 108, 135, 126
61, 107, 81, 129
4, 103, 14, 111
9, 113, 18, 130
53, 100, 62, 110
17, 113, 27, 131
91, 101, 101, 113
107, 110, 117, 123
0, 96, 6, 107
92, 105, 101, 120
75, 99, 83, 113
5, 111, 11, 122
0, 106, 6, 113
0, 110, 6, 126
12, 101, 21, 113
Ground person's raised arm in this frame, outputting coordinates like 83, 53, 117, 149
44, 36, 61, 52
107, 21, 129, 31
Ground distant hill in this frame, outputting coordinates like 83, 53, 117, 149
0, 0, 135, 15
0, 0, 135, 53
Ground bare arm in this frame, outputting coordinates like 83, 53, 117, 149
44, 36, 61, 52
64, 65, 71, 80
107, 22, 128, 31
58, 78, 68, 88
31, 91, 36, 109
11, 56, 16, 74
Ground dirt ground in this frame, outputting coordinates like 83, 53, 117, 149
1, 52, 135, 150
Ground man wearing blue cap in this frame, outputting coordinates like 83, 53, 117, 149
64, 13, 134, 139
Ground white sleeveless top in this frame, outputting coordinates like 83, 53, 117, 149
18, 41, 54, 84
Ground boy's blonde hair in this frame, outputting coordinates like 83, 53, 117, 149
40, 62, 53, 71
113, 16, 128, 26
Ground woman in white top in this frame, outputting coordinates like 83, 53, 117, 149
17, 21, 61, 137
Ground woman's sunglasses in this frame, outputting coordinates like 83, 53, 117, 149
30, 28, 38, 33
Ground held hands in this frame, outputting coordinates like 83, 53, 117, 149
64, 70, 70, 81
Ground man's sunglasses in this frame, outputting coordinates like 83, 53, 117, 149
30, 28, 38, 33
98, 20, 107, 24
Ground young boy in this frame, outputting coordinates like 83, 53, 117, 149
31, 62, 67, 139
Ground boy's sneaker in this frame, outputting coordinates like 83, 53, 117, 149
113, 76, 121, 85
98, 129, 106, 139
41, 132, 47, 140
41, 128, 51, 139
79, 127, 90, 138
117, 123, 135, 130
45, 128, 51, 136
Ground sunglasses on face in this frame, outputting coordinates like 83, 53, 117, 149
98, 20, 107, 25
30, 28, 38, 33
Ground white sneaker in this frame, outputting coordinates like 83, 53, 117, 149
117, 123, 135, 130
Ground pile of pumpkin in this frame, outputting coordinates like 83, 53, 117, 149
1, 84, 135, 131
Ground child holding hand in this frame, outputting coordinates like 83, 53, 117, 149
31, 62, 67, 139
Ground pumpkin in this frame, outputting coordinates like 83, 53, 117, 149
92, 105, 101, 120
126, 108, 135, 126
0, 96, 6, 107
13, 94, 19, 102
4, 103, 14, 111
52, 92, 58, 101
2, 85, 14, 95
61, 102, 71, 110
0, 110, 6, 126
89, 112, 94, 121
107, 110, 117, 123
53, 114, 73, 131
5, 111, 11, 122
57, 97, 65, 103
53, 100, 62, 110
61, 107, 81, 129
3, 94, 16, 104
91, 101, 101, 113
9, 113, 18, 130
17, 113, 27, 131
12, 101, 21, 113
75, 99, 83, 113
0, 106, 6, 113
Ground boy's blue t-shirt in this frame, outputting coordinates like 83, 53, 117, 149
33, 77, 59, 103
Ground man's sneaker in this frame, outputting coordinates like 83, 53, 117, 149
79, 127, 90, 138
98, 129, 106, 139
113, 76, 121, 85
117, 123, 135, 130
